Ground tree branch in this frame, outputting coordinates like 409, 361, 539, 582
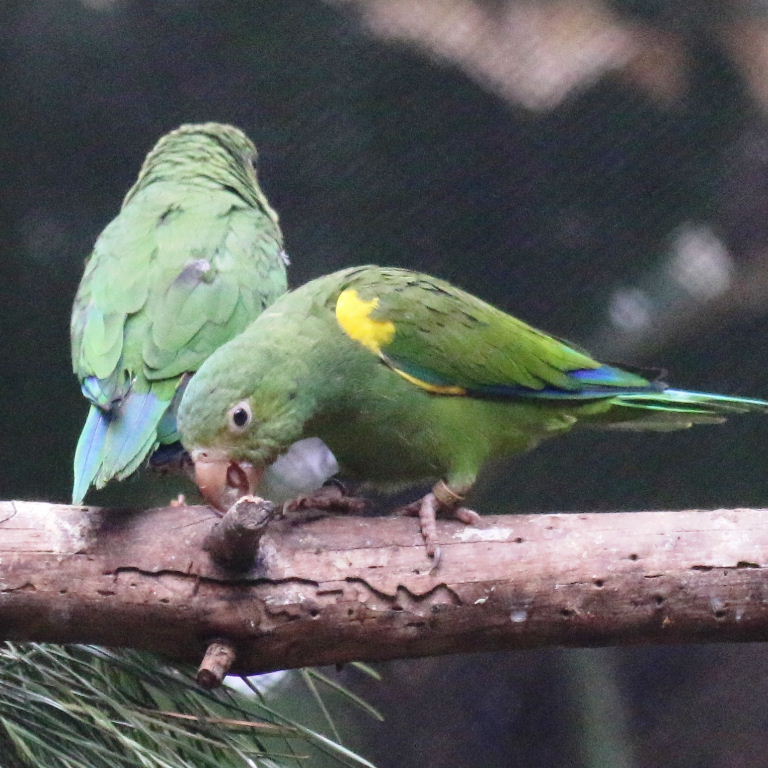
3, 500, 768, 675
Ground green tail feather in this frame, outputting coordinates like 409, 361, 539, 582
601, 388, 768, 431
615, 388, 768, 414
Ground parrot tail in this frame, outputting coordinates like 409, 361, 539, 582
72, 404, 109, 504
72, 387, 172, 504
601, 388, 768, 431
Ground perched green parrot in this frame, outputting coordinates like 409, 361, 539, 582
177, 265, 768, 558
70, 122, 288, 504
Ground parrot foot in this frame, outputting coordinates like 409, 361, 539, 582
283, 483, 368, 517
169, 493, 187, 507
397, 481, 481, 566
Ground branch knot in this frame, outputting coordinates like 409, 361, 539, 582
202, 495, 276, 572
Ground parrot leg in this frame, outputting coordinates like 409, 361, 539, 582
398, 480, 481, 564
169, 494, 187, 507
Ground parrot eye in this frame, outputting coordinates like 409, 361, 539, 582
227, 401, 252, 433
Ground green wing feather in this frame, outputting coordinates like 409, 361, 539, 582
331, 266, 768, 426
141, 195, 286, 379
334, 267, 651, 396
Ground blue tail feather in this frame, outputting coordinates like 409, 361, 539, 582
97, 389, 170, 486
72, 405, 110, 504
72, 387, 172, 503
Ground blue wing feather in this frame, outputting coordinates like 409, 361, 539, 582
387, 357, 659, 400
499, 365, 660, 398
386, 353, 768, 415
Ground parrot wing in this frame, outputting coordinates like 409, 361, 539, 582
332, 267, 655, 399
141, 193, 287, 380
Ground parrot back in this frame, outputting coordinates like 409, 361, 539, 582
71, 178, 287, 503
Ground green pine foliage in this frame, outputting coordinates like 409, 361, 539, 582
0, 644, 379, 768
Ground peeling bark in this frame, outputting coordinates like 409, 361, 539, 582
2, 500, 768, 674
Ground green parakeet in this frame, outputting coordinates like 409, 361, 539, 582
70, 122, 288, 504
177, 265, 768, 557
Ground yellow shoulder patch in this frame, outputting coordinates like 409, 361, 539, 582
335, 288, 467, 396
335, 289, 395, 354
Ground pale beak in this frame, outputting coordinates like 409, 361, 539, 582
191, 449, 264, 513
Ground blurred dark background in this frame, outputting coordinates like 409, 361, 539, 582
5, 1, 768, 765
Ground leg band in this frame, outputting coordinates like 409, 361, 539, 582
433, 480, 465, 507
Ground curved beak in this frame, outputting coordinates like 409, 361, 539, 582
190, 449, 264, 512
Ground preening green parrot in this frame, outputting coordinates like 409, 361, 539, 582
177, 265, 768, 558
70, 123, 288, 504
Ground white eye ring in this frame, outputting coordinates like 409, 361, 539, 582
227, 401, 252, 433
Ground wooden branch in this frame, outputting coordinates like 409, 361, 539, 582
3, 500, 768, 675
202, 496, 276, 572
197, 638, 238, 688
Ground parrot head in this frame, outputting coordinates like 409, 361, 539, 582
177, 336, 312, 512
139, 122, 258, 171
123, 122, 279, 226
